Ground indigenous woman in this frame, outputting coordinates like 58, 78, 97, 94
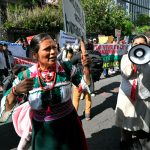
115, 35, 150, 150
0, 33, 91, 150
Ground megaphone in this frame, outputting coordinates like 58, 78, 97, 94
128, 44, 150, 65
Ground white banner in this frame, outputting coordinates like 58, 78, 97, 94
8, 45, 26, 58
0, 41, 27, 57
59, 30, 77, 48
13, 56, 36, 67
62, 0, 86, 40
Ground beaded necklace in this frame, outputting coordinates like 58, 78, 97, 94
37, 64, 56, 91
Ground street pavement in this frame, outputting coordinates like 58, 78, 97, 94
81, 74, 121, 150
1, 73, 149, 150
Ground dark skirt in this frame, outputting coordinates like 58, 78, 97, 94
31, 109, 88, 150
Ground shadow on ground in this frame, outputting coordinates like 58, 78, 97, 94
87, 126, 121, 150
80, 82, 120, 120
92, 82, 120, 119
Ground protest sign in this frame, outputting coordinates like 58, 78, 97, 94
115, 29, 121, 37
59, 30, 77, 48
8, 45, 26, 58
13, 56, 36, 67
94, 44, 128, 68
98, 35, 108, 44
115, 29, 121, 43
62, 0, 86, 40
98, 35, 114, 44
0, 41, 27, 57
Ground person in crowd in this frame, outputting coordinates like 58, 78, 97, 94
3, 43, 14, 70
93, 38, 97, 45
15, 38, 24, 45
115, 35, 150, 150
103, 67, 109, 78
64, 47, 74, 61
2, 65, 27, 96
57, 44, 73, 62
0, 33, 91, 150
0, 43, 7, 91
108, 37, 118, 75
71, 46, 93, 121
86, 39, 94, 50
16, 37, 29, 51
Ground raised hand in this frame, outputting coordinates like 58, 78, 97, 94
80, 38, 91, 67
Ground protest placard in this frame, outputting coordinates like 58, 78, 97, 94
62, 0, 86, 40
94, 44, 128, 68
0, 41, 27, 57
59, 30, 77, 48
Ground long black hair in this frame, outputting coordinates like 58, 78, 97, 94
29, 33, 52, 53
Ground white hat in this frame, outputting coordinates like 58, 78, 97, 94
72, 45, 79, 52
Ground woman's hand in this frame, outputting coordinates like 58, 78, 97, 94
131, 63, 137, 73
15, 78, 34, 94
5, 78, 34, 111
131, 63, 137, 69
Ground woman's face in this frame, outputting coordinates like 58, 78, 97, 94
132, 37, 147, 46
37, 38, 58, 69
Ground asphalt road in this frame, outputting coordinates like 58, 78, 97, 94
0, 73, 150, 150
81, 74, 121, 150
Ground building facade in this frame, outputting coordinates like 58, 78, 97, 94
114, 0, 150, 21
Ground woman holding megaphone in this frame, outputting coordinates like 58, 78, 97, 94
115, 35, 150, 150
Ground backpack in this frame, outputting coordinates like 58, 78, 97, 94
87, 50, 103, 82
71, 50, 103, 82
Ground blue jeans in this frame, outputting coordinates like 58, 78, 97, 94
103, 68, 108, 77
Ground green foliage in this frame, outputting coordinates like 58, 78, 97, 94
3, 3, 63, 31
2, 0, 134, 36
15, 0, 41, 8
135, 26, 150, 35
135, 14, 150, 26
81, 0, 132, 35
121, 20, 134, 35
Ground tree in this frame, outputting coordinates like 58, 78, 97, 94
121, 20, 134, 36
15, 0, 42, 8
2, 2, 63, 32
81, 0, 132, 35
135, 14, 150, 26
1, 0, 133, 38
135, 26, 150, 35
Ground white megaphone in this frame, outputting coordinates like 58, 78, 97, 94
128, 44, 150, 65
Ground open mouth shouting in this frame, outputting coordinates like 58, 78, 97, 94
48, 56, 57, 61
